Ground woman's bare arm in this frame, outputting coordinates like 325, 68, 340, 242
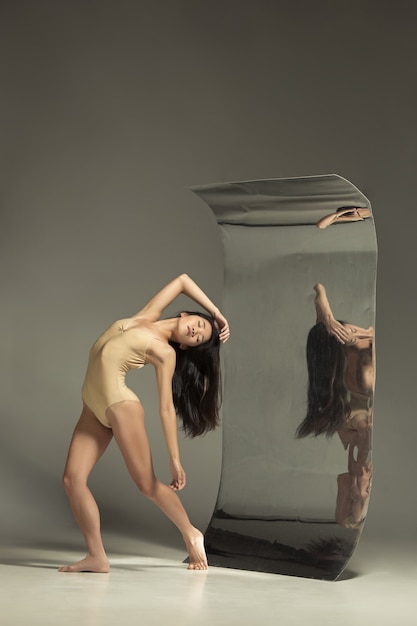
152, 344, 186, 490
134, 274, 230, 342
316, 208, 370, 229
314, 283, 349, 344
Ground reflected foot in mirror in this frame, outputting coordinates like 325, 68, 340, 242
316, 207, 371, 229
184, 529, 208, 570
58, 553, 110, 573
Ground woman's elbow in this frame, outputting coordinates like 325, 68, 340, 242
178, 273, 190, 286
159, 403, 176, 420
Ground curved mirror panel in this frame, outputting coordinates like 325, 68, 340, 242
191, 174, 377, 580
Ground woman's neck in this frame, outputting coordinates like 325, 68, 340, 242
155, 318, 179, 341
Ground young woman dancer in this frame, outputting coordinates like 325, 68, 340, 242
59, 274, 230, 573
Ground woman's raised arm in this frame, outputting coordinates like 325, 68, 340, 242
179, 274, 230, 342
135, 274, 230, 342
313, 283, 349, 344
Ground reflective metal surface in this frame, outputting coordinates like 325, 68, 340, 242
191, 175, 377, 580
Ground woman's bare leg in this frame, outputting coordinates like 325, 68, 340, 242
107, 401, 208, 570
59, 404, 113, 572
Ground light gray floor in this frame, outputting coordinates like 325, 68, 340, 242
1, 534, 416, 626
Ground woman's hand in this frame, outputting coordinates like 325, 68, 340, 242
213, 310, 230, 343
323, 315, 350, 344
169, 458, 186, 491
313, 283, 348, 344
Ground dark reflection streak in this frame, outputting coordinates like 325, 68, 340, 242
214, 510, 340, 524
205, 527, 358, 580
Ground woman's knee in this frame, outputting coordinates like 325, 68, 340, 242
62, 472, 73, 495
135, 475, 159, 499
62, 471, 86, 495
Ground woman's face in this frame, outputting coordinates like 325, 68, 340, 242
177, 313, 213, 348
343, 324, 373, 347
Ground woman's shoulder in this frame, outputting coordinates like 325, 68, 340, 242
119, 316, 173, 356
146, 336, 175, 362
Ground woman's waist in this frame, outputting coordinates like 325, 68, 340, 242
84, 357, 144, 382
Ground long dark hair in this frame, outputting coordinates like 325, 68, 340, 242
296, 322, 350, 438
169, 311, 222, 437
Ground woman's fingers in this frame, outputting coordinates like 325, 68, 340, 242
169, 460, 186, 490
325, 319, 349, 344
215, 313, 230, 343
219, 323, 230, 342
332, 323, 349, 344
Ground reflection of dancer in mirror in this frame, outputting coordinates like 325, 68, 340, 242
296, 283, 373, 528
59, 274, 230, 573
316, 207, 371, 229
296, 283, 374, 439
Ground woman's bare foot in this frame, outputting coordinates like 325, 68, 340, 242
58, 554, 110, 573
184, 529, 208, 570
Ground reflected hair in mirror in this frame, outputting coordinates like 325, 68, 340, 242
296, 322, 350, 438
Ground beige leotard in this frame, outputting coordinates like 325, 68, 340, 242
81, 319, 159, 428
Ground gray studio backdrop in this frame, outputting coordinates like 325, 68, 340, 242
1, 1, 416, 552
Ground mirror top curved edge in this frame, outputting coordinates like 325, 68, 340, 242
189, 174, 372, 227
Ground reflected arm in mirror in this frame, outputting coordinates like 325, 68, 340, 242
316, 207, 371, 229
313, 283, 349, 344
